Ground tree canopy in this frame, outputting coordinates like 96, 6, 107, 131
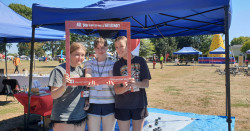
240, 41, 250, 53
230, 36, 250, 46
0, 43, 12, 54
9, 3, 32, 20
149, 35, 212, 58
139, 39, 155, 58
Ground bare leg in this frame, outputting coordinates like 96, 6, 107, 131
102, 114, 116, 131
117, 120, 130, 131
75, 120, 87, 131
87, 115, 101, 131
53, 123, 74, 131
132, 119, 144, 131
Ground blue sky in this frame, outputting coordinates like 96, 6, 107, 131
1, 0, 250, 54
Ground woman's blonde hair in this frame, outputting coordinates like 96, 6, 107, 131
94, 37, 107, 48
115, 36, 127, 43
70, 42, 86, 54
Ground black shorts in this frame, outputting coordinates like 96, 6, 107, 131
88, 103, 115, 116
115, 108, 148, 121
160, 61, 163, 64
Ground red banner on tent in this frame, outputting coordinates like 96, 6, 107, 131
131, 39, 140, 50
65, 21, 132, 86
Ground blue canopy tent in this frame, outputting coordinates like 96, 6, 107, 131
0, 2, 65, 77
210, 46, 231, 54
0, 2, 64, 42
173, 47, 202, 65
32, 0, 231, 39
31, 0, 233, 130
173, 47, 202, 55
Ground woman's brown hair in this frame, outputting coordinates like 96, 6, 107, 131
94, 37, 108, 48
70, 42, 86, 54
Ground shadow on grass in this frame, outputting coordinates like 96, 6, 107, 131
0, 101, 11, 106
0, 114, 44, 131
36, 66, 56, 68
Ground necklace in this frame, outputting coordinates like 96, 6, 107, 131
97, 58, 107, 77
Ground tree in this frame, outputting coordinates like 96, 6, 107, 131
230, 36, 250, 46
18, 42, 46, 57
0, 43, 12, 54
43, 41, 64, 58
70, 33, 96, 55
175, 36, 193, 49
33, 42, 46, 57
240, 41, 250, 53
151, 37, 177, 58
139, 39, 155, 58
17, 43, 29, 56
55, 41, 65, 56
108, 39, 116, 53
7, 53, 16, 56
191, 35, 212, 55
9, 4, 32, 20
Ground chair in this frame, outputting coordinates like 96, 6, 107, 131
2, 79, 20, 101
244, 68, 250, 76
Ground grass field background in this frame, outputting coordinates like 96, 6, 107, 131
0, 60, 249, 130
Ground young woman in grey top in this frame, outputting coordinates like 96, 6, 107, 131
48, 42, 88, 131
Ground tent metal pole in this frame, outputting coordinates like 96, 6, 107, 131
26, 25, 36, 129
4, 38, 8, 77
224, 5, 232, 131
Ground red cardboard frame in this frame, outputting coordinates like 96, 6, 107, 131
65, 21, 131, 86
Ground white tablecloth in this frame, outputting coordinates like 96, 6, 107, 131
8, 74, 49, 88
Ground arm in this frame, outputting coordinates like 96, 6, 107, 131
126, 78, 149, 90
135, 79, 149, 88
114, 83, 131, 95
85, 68, 97, 87
51, 85, 66, 99
51, 74, 70, 99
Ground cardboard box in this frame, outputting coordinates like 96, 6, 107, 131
31, 88, 39, 93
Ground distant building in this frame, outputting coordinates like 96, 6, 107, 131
230, 45, 243, 57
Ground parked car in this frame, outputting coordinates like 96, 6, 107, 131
38, 57, 45, 62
